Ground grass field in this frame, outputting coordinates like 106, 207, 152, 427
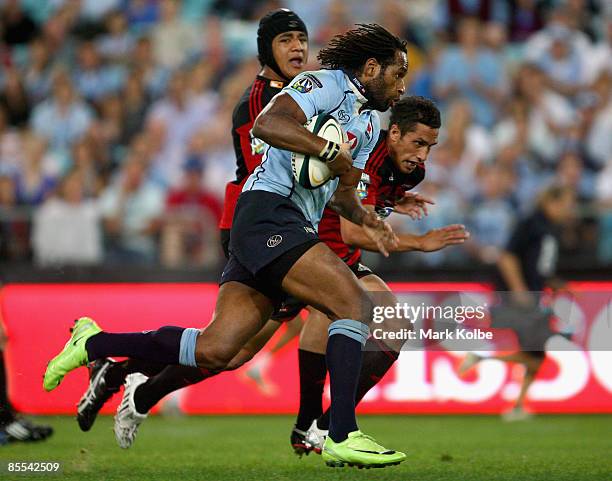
1, 415, 611, 480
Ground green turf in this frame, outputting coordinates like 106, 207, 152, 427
1, 415, 611, 480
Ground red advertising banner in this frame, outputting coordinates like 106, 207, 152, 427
1, 282, 611, 415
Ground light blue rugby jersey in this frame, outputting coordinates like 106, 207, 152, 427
243, 69, 380, 230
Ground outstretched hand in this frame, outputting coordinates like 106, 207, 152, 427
419, 224, 470, 252
394, 192, 434, 220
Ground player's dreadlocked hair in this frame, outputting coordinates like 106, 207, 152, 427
389, 96, 441, 135
317, 24, 407, 73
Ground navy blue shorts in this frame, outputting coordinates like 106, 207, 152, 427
220, 190, 321, 303
269, 259, 375, 321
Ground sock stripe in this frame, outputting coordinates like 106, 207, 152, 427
179, 328, 200, 367
328, 319, 369, 346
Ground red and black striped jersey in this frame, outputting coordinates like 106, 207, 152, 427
219, 75, 286, 229
318, 130, 425, 265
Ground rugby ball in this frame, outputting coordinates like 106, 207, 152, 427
291, 114, 345, 189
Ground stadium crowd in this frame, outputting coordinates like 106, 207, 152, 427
0, 0, 609, 269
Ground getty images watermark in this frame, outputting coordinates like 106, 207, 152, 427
371, 302, 492, 342
363, 290, 612, 352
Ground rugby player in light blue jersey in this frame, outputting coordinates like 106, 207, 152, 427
44, 24, 409, 469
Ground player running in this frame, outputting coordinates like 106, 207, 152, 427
73, 97, 467, 453
75, 7, 312, 435
292, 96, 469, 454
459, 184, 576, 421
45, 24, 411, 468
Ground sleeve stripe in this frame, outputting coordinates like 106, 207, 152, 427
248, 82, 256, 121
367, 138, 387, 174
256, 80, 264, 115
249, 80, 263, 121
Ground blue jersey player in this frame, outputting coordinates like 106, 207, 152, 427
44, 24, 409, 469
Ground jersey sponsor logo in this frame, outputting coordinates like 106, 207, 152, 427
250, 135, 266, 155
267, 235, 283, 248
304, 74, 322, 88
303, 226, 316, 235
291, 76, 317, 94
337, 109, 350, 124
356, 172, 370, 200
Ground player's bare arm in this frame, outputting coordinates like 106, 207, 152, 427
252, 93, 352, 176
339, 209, 469, 253
328, 170, 399, 256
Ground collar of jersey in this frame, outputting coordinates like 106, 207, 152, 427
343, 73, 368, 106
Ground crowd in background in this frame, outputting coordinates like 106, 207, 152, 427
0, 0, 610, 270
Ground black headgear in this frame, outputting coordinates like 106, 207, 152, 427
257, 9, 308, 81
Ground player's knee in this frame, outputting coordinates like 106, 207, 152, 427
334, 291, 374, 325
195, 345, 234, 372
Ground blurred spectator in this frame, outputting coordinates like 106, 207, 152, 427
160, 157, 221, 268
595, 160, 612, 262
79, 0, 121, 22
30, 72, 93, 153
146, 70, 218, 187
73, 40, 125, 103
582, 72, 612, 169
124, 0, 160, 31
433, 98, 493, 198
314, 0, 352, 45
433, 17, 508, 128
563, 0, 601, 41
0, 175, 29, 261
524, 6, 591, 64
94, 94, 124, 158
0, 106, 21, 175
532, 25, 588, 98
97, 10, 134, 63
14, 134, 57, 206
152, 0, 200, 69
506, 0, 545, 43
31, 170, 102, 266
210, 0, 280, 21
0, 0, 39, 46
492, 99, 543, 211
23, 37, 55, 104
466, 165, 516, 264
378, 0, 427, 50
434, 0, 509, 38
513, 63, 575, 168
70, 139, 104, 197
583, 18, 611, 85
130, 36, 170, 98
121, 74, 150, 145
554, 151, 595, 202
0, 69, 31, 128
99, 156, 164, 264
40, 3, 81, 61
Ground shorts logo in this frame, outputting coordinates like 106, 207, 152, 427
267, 235, 283, 248
291, 77, 314, 93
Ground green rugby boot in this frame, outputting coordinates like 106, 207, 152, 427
43, 317, 101, 392
322, 430, 406, 468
